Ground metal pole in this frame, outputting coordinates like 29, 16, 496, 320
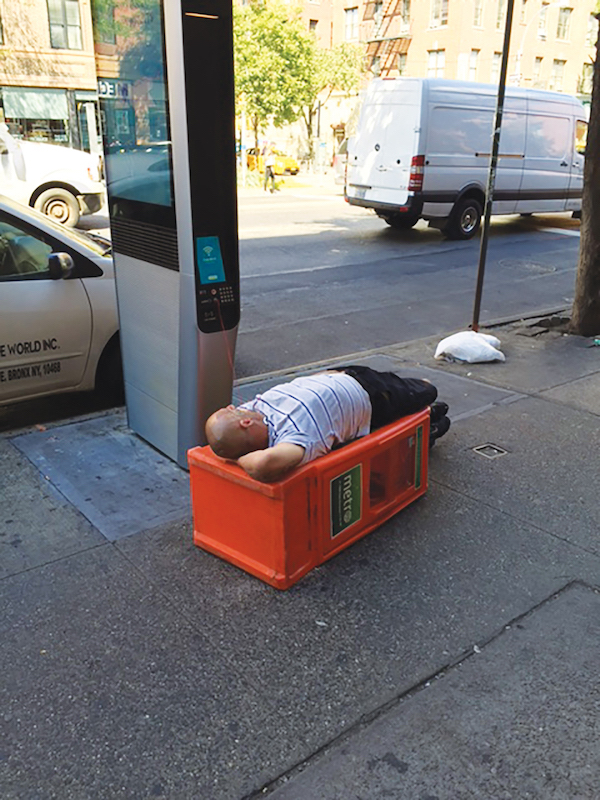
471, 0, 515, 332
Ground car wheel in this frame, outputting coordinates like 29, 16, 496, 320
383, 213, 420, 230
95, 338, 124, 404
443, 196, 482, 240
34, 188, 80, 227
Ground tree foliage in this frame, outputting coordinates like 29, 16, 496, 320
297, 42, 363, 160
233, 3, 362, 156
234, 3, 312, 143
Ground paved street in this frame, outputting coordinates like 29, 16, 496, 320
81, 172, 583, 380
235, 174, 582, 375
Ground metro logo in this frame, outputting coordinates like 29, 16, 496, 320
330, 464, 362, 538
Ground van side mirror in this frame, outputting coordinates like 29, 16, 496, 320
48, 252, 75, 280
0, 142, 8, 155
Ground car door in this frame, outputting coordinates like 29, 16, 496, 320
0, 210, 93, 402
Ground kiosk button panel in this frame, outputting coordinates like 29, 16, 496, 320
218, 285, 235, 304
194, 235, 239, 332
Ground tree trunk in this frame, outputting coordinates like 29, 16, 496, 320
252, 115, 259, 149
571, 17, 600, 336
304, 108, 315, 165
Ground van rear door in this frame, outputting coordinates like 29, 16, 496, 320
346, 79, 421, 208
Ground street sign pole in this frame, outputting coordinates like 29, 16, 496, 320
471, 0, 515, 332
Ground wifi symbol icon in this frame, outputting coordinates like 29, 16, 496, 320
203, 246, 213, 257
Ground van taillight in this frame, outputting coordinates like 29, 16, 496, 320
408, 155, 425, 192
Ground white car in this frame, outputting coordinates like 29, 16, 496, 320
0, 124, 105, 227
0, 195, 120, 406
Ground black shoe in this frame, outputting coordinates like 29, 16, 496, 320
429, 416, 450, 447
430, 402, 449, 423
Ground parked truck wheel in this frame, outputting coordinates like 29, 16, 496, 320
382, 212, 420, 230
34, 188, 80, 227
443, 196, 482, 240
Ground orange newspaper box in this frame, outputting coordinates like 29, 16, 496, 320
188, 408, 430, 590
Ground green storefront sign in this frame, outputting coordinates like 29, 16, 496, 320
330, 464, 362, 538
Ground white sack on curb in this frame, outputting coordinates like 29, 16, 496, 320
434, 331, 505, 363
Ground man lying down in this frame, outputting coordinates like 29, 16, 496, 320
205, 366, 450, 483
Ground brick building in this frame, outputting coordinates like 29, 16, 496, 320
0, 0, 100, 149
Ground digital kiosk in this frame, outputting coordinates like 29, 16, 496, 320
97, 0, 240, 467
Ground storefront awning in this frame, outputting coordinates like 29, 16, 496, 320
2, 87, 69, 120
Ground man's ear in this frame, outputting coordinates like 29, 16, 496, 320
239, 417, 253, 429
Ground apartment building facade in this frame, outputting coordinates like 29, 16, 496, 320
0, 0, 596, 157
284, 0, 597, 162
346, 0, 598, 101
0, 0, 100, 149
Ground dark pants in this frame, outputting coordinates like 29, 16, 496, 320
264, 166, 275, 191
338, 365, 438, 430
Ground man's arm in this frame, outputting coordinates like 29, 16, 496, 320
237, 443, 305, 483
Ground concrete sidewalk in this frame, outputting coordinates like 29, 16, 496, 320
1, 318, 600, 799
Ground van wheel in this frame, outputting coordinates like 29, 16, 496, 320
443, 197, 482, 240
34, 188, 80, 227
383, 213, 419, 230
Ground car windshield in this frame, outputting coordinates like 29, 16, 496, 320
0, 195, 112, 257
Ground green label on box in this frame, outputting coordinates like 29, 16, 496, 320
330, 464, 362, 538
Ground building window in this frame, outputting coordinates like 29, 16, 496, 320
345, 7, 358, 40
398, 53, 407, 74
556, 7, 572, 41
427, 49, 445, 77
586, 14, 599, 46
473, 0, 483, 27
309, 18, 318, 33
496, 0, 507, 30
430, 0, 448, 28
491, 51, 502, 83
533, 56, 543, 85
400, 0, 410, 32
520, 0, 527, 24
48, 0, 82, 49
0, 13, 4, 45
469, 49, 479, 81
538, 2, 549, 39
549, 58, 566, 91
371, 55, 381, 75
373, 2, 384, 36
580, 62, 593, 95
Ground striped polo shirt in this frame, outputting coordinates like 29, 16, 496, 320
239, 372, 372, 465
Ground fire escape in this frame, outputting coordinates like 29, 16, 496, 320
363, 0, 412, 78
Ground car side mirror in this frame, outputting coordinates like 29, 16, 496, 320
48, 252, 75, 280
0, 143, 8, 155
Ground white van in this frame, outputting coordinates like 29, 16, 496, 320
345, 78, 588, 239
0, 124, 105, 227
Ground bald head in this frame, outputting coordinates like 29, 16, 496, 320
205, 406, 268, 459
